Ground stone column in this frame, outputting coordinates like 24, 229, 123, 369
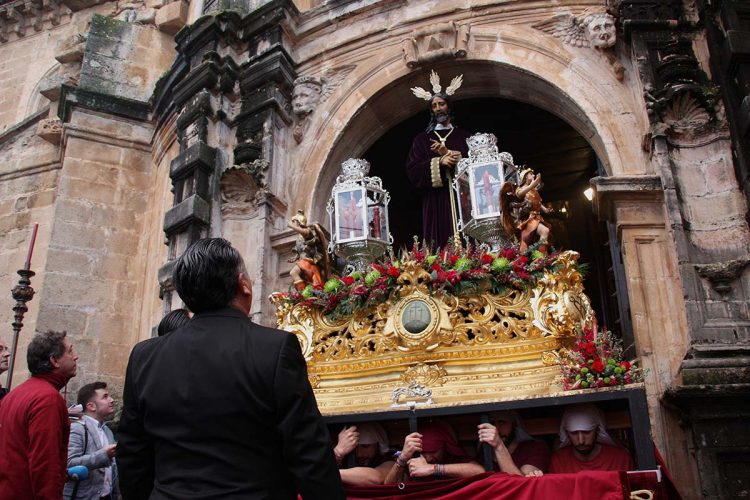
593, 176, 701, 497
153, 1, 299, 322
616, 2, 750, 497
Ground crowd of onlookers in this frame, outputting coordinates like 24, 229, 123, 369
0, 238, 636, 500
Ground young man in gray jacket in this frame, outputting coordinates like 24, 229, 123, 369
64, 381, 118, 500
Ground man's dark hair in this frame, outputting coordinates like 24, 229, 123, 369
77, 381, 107, 407
158, 308, 191, 336
426, 93, 456, 132
27, 330, 67, 375
172, 238, 246, 313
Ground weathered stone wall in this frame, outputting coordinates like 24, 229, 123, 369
33, 109, 156, 399
0, 16, 72, 131
0, 113, 61, 384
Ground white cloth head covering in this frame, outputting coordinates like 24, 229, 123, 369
559, 404, 616, 447
357, 422, 390, 455
492, 410, 534, 443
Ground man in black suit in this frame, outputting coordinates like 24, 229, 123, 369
117, 238, 344, 500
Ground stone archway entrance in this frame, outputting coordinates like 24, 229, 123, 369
310, 60, 631, 345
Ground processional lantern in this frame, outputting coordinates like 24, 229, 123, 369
327, 158, 393, 271
453, 133, 518, 250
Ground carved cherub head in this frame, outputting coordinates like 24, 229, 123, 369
582, 12, 616, 50
292, 77, 323, 117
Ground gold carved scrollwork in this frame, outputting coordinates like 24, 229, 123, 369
401, 362, 447, 387
272, 251, 595, 413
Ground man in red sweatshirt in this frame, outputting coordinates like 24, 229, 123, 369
0, 330, 79, 499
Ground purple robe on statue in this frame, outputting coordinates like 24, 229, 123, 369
406, 127, 471, 248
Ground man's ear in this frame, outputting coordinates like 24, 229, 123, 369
238, 273, 253, 297
49, 356, 61, 369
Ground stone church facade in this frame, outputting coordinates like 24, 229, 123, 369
0, 0, 748, 497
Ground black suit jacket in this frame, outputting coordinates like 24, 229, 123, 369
117, 307, 344, 500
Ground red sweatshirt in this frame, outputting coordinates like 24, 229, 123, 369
0, 372, 71, 500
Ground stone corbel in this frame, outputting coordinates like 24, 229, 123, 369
36, 117, 63, 144
694, 258, 750, 295
402, 21, 470, 69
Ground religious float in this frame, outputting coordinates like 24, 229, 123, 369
270, 74, 668, 499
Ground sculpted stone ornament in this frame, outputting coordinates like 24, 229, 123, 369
694, 258, 750, 295
219, 160, 269, 218
292, 65, 356, 143
640, 39, 725, 146
532, 9, 624, 81
402, 21, 470, 69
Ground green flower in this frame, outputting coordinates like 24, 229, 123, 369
301, 286, 313, 299
491, 257, 510, 272
426, 255, 437, 265
324, 279, 343, 293
350, 271, 363, 280
454, 257, 472, 271
531, 250, 544, 261
364, 270, 381, 285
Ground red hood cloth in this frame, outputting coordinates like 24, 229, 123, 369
419, 422, 466, 458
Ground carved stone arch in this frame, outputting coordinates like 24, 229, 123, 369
297, 53, 646, 224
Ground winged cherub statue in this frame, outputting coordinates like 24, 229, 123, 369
287, 209, 331, 291
500, 168, 553, 254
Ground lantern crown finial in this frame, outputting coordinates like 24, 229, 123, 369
341, 158, 371, 180
466, 133, 499, 160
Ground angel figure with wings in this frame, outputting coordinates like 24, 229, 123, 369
532, 9, 623, 80
287, 209, 331, 291
500, 168, 553, 254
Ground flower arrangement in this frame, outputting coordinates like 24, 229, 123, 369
278, 241, 561, 319
559, 324, 646, 390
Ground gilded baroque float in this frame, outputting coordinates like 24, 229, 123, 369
270, 250, 594, 415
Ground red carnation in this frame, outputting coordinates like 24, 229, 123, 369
620, 360, 631, 370
431, 263, 442, 272
514, 256, 528, 268
500, 248, 517, 259
582, 343, 596, 357
449, 255, 459, 265
480, 254, 494, 265
387, 266, 400, 278
313, 283, 324, 291
591, 359, 605, 373
446, 270, 460, 284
